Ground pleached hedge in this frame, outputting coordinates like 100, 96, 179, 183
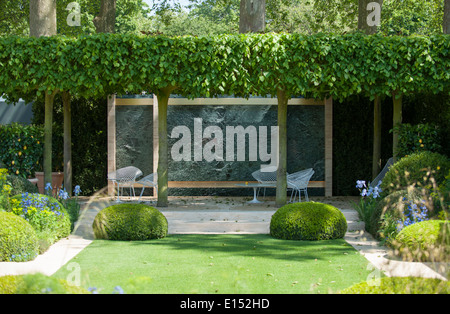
0, 32, 448, 102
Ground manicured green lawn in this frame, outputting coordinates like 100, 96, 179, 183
53, 234, 374, 294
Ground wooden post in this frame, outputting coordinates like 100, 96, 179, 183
153, 95, 159, 197
107, 94, 116, 196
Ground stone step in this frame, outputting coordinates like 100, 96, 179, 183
74, 203, 364, 236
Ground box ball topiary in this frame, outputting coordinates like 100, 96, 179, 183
394, 220, 450, 262
381, 151, 450, 195
270, 202, 347, 240
0, 211, 39, 262
93, 203, 168, 241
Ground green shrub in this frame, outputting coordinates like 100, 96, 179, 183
270, 202, 347, 241
0, 123, 43, 178
6, 174, 39, 195
394, 220, 450, 262
9, 193, 71, 252
393, 123, 442, 158
0, 275, 22, 294
93, 204, 168, 241
0, 211, 39, 262
370, 188, 427, 241
340, 277, 450, 294
381, 151, 450, 195
0, 274, 88, 294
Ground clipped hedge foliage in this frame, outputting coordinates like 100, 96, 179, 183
0, 211, 39, 262
93, 203, 168, 241
0, 33, 448, 103
270, 202, 347, 240
340, 277, 450, 294
394, 220, 450, 262
381, 151, 450, 194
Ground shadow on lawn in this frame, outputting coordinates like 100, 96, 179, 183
127, 234, 356, 263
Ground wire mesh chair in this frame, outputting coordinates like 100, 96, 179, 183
251, 166, 278, 198
137, 173, 158, 202
107, 166, 143, 202
287, 168, 314, 202
370, 157, 394, 188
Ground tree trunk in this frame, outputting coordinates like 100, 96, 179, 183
93, 0, 116, 33
30, 0, 57, 187
372, 95, 381, 180
276, 88, 288, 207
239, 0, 266, 33
43, 91, 56, 187
156, 87, 175, 207
358, 0, 383, 35
358, 1, 383, 179
444, 0, 450, 34
392, 94, 402, 162
62, 91, 72, 196
29, 0, 57, 37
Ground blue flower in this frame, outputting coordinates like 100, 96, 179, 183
58, 188, 69, 200
74, 185, 81, 196
356, 180, 366, 189
113, 286, 124, 294
45, 183, 52, 191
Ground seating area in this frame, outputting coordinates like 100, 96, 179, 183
109, 166, 315, 203
251, 166, 315, 202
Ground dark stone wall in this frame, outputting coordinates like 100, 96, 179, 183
115, 98, 324, 196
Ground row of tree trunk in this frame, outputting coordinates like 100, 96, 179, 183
30, 0, 116, 196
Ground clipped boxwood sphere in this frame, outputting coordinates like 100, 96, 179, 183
270, 202, 347, 240
381, 151, 450, 194
93, 204, 168, 240
395, 220, 450, 262
0, 211, 39, 262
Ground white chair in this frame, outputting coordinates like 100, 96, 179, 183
251, 166, 278, 198
287, 168, 314, 202
107, 166, 143, 202
370, 157, 393, 188
137, 173, 158, 202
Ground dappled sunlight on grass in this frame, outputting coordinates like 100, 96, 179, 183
53, 234, 373, 294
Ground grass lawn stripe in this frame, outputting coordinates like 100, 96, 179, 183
52, 234, 374, 294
